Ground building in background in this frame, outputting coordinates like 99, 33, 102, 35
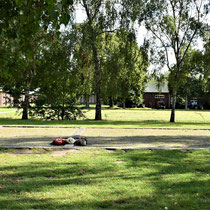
2, 82, 171, 109
0, 91, 13, 106
143, 82, 170, 109
79, 95, 96, 104
0, 89, 24, 106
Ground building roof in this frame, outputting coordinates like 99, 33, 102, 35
144, 82, 169, 93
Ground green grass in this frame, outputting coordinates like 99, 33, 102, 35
0, 149, 209, 209
0, 107, 210, 129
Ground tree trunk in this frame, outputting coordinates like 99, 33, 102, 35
57, 110, 60, 121
22, 92, 29, 120
122, 102, 126, 109
85, 95, 90, 109
61, 108, 64, 121
82, 1, 102, 120
170, 91, 177, 122
95, 96, 102, 120
92, 43, 102, 120
185, 95, 188, 109
109, 96, 113, 108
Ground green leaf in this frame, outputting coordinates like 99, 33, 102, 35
60, 13, 70, 25
49, 10, 59, 20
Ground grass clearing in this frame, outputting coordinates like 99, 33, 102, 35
0, 107, 18, 119
84, 108, 210, 123
0, 107, 210, 129
0, 149, 209, 209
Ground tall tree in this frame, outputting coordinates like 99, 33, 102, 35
203, 40, 210, 88
31, 32, 83, 120
73, 27, 94, 109
0, 31, 47, 119
0, 0, 74, 119
100, 33, 148, 108
170, 48, 204, 108
75, 0, 148, 118
75, 0, 119, 120
175, 44, 210, 109
142, 0, 210, 122
117, 36, 149, 108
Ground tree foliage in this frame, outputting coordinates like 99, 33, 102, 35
74, 0, 121, 120
0, 30, 48, 119
0, 0, 74, 119
141, 0, 210, 122
30, 32, 84, 120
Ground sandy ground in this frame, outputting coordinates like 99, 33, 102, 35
0, 127, 78, 146
0, 127, 210, 149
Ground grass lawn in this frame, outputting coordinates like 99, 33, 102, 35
0, 107, 210, 129
0, 149, 209, 209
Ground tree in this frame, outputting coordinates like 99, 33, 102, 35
118, 37, 149, 108
74, 0, 121, 120
75, 28, 149, 110
0, 31, 47, 119
100, 33, 148, 108
0, 0, 74, 119
197, 40, 210, 108
75, 0, 148, 119
180, 48, 205, 108
202, 40, 210, 89
151, 72, 168, 94
79, 59, 94, 109
175, 42, 210, 109
142, 0, 210, 122
168, 48, 202, 108
73, 27, 95, 109
1, 0, 148, 120
31, 33, 83, 120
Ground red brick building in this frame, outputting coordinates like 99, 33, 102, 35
1, 83, 170, 109
143, 82, 170, 109
0, 92, 12, 106
0, 91, 24, 106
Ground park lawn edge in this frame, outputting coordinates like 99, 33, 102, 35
0, 119, 210, 130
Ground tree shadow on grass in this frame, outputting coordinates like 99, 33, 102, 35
0, 196, 158, 210
116, 150, 210, 209
0, 149, 210, 209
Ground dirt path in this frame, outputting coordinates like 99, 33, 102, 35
0, 127, 210, 149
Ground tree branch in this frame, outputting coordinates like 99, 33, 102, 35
146, 24, 172, 71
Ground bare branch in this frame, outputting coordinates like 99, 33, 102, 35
92, 0, 103, 20
146, 25, 172, 70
